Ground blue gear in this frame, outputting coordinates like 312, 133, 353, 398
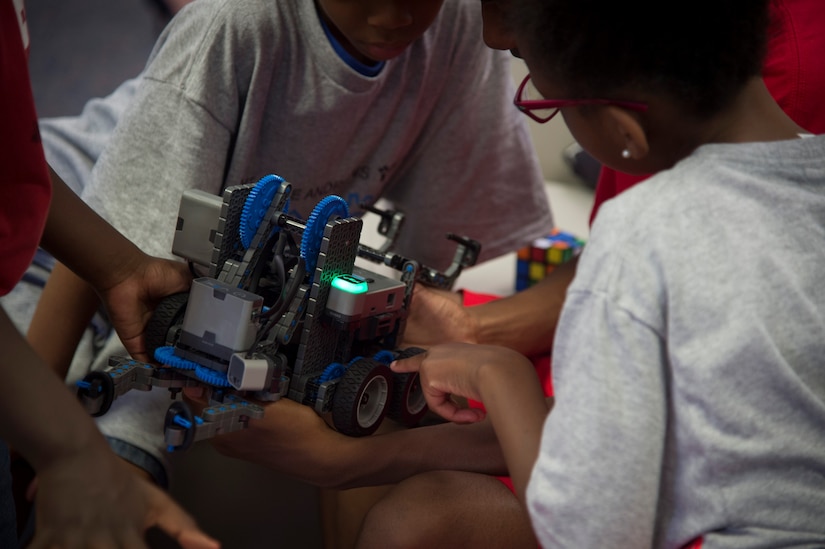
319, 362, 348, 383
194, 364, 231, 387
240, 174, 288, 249
372, 350, 397, 365
301, 196, 349, 278
154, 346, 198, 370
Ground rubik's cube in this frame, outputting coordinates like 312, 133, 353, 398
515, 229, 585, 291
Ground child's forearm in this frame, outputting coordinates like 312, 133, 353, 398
0, 309, 109, 471
470, 258, 577, 356
27, 261, 100, 379
335, 417, 510, 489
39, 168, 147, 294
210, 396, 510, 490
476, 359, 551, 504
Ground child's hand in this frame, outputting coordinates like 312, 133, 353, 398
402, 286, 479, 348
29, 444, 219, 549
207, 397, 356, 489
391, 343, 533, 424
98, 255, 192, 362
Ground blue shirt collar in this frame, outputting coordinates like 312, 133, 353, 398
318, 11, 386, 77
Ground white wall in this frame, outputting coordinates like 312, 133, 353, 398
510, 58, 580, 185
449, 59, 596, 297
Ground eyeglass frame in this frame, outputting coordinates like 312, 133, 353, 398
514, 73, 649, 124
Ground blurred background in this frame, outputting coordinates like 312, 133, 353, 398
27, 0, 168, 117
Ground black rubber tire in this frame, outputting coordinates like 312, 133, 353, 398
76, 370, 115, 417
145, 292, 189, 357
387, 347, 428, 426
332, 358, 392, 437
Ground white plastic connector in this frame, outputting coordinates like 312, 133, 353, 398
227, 353, 273, 391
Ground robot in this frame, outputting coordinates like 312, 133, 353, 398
77, 174, 480, 452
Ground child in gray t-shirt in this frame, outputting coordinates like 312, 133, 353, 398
395, 0, 825, 547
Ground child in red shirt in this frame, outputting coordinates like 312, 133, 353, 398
1, 1, 218, 546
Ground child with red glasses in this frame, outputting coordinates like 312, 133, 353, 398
394, 0, 825, 547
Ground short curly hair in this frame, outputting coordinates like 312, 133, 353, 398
510, 0, 770, 118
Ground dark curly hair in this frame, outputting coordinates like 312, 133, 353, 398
509, 0, 770, 118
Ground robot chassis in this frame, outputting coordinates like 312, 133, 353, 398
77, 174, 480, 452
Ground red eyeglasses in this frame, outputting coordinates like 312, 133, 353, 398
514, 74, 648, 123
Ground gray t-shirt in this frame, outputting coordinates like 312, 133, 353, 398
528, 135, 825, 548
46, 0, 552, 478
46, 0, 551, 270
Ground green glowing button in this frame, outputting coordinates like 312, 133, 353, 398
331, 274, 368, 294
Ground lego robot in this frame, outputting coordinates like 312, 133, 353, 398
77, 175, 480, 451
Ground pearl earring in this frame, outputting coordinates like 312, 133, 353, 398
621, 149, 632, 159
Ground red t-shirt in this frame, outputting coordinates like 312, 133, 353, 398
0, 0, 52, 295
591, 0, 825, 224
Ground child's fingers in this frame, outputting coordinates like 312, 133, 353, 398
175, 530, 223, 549
148, 486, 221, 549
182, 385, 205, 400
390, 352, 426, 373
428, 398, 486, 424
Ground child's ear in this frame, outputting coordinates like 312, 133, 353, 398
604, 106, 649, 160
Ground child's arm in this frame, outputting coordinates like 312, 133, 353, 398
27, 260, 100, 378
1, 308, 218, 549
207, 395, 511, 489
39, 167, 191, 361
404, 258, 577, 357
6, 168, 217, 546
391, 343, 550, 503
